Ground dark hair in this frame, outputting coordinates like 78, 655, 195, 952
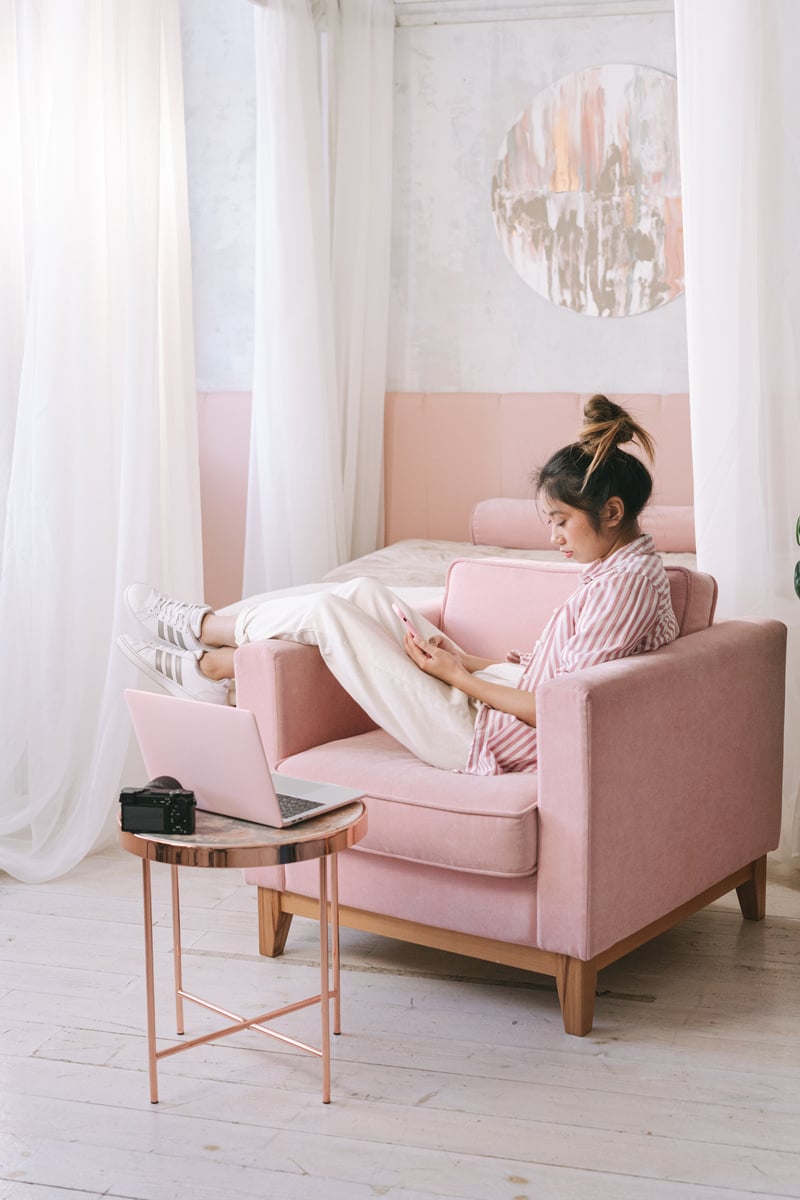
534, 395, 654, 529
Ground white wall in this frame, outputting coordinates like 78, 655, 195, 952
390, 3, 686, 392
180, 0, 687, 395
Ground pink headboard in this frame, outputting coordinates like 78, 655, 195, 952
383, 392, 692, 544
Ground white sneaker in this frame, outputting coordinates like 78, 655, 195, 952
125, 583, 211, 652
117, 635, 230, 705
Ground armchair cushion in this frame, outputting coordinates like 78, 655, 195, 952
277, 728, 539, 876
440, 557, 717, 659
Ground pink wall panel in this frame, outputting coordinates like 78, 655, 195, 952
384, 392, 693, 544
197, 391, 251, 610
497, 393, 585, 499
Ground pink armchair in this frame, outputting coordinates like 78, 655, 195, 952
235, 558, 786, 1035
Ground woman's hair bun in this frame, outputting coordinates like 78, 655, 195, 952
578, 393, 655, 485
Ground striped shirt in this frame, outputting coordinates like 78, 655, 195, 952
464, 534, 680, 775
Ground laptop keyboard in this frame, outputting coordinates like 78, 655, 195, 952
276, 793, 325, 819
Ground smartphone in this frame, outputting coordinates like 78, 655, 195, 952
391, 601, 419, 639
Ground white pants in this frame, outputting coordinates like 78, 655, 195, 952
233, 577, 519, 771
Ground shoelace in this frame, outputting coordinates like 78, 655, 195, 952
152, 595, 200, 634
149, 595, 204, 649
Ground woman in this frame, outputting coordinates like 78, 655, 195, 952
119, 395, 679, 775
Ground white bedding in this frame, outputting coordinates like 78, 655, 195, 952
220, 538, 697, 619
323, 538, 698, 589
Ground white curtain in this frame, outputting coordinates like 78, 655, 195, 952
243, 0, 394, 595
674, 0, 800, 857
0, 0, 203, 882
330, 0, 395, 562
0, 1, 25, 551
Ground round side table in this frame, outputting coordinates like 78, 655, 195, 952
119, 800, 367, 1104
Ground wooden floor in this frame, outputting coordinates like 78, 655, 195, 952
2, 848, 800, 1200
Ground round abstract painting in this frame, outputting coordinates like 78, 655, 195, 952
491, 64, 684, 317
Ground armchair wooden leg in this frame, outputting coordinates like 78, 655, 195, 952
257, 887, 294, 957
556, 955, 598, 1036
735, 854, 767, 922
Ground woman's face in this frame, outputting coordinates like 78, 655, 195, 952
543, 497, 622, 564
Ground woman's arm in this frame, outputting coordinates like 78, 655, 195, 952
404, 636, 537, 726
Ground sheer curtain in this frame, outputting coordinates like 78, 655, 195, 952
0, 1, 24, 551
674, 0, 800, 856
330, 0, 394, 562
0, 0, 203, 882
243, 0, 394, 595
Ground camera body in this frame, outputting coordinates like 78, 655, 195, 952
120, 776, 196, 835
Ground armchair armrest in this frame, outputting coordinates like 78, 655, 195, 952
233, 640, 376, 766
535, 618, 786, 961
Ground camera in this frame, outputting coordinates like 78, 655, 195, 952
120, 776, 196, 835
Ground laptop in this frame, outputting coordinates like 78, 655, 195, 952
124, 689, 365, 828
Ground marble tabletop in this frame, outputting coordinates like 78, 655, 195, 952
119, 801, 368, 869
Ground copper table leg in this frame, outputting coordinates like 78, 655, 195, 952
141, 860, 159, 1104
170, 865, 184, 1036
319, 855, 331, 1103
331, 852, 341, 1036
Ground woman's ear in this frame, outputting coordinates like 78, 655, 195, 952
602, 496, 626, 528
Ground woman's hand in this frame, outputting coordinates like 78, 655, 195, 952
404, 631, 501, 678
403, 632, 537, 727
403, 633, 473, 687
425, 631, 463, 660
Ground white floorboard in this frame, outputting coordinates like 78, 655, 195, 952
2, 847, 800, 1200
